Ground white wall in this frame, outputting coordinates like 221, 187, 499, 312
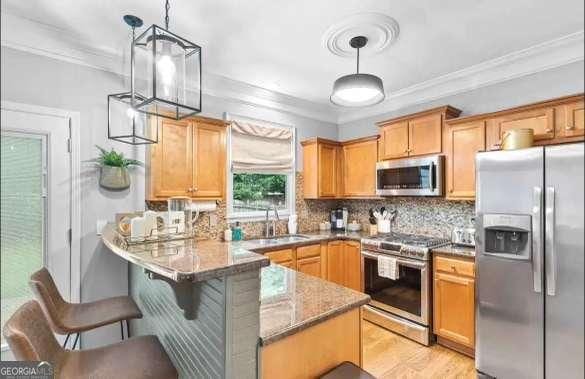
338, 61, 585, 140
0, 46, 336, 348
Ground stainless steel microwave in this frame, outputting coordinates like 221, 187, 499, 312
376, 155, 444, 196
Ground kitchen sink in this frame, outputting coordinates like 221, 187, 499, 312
251, 234, 311, 246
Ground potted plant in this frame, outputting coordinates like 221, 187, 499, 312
89, 146, 143, 190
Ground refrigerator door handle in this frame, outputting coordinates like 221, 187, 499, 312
545, 187, 556, 296
532, 186, 543, 293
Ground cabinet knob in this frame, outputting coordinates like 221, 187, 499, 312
450, 265, 457, 271
545, 127, 553, 133
566, 124, 575, 131
187, 188, 193, 192
193, 187, 198, 192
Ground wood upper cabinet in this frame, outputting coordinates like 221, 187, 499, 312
148, 118, 193, 198
301, 138, 340, 199
326, 241, 345, 286
343, 241, 362, 292
445, 120, 486, 200
147, 116, 226, 201
379, 121, 409, 159
408, 113, 443, 156
433, 255, 475, 350
342, 137, 378, 197
377, 106, 462, 161
487, 107, 555, 150
192, 120, 226, 199
556, 99, 584, 138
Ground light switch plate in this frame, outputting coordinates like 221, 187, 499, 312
96, 219, 108, 235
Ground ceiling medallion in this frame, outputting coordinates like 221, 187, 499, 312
322, 12, 400, 58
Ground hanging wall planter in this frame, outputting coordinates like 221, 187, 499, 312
89, 146, 143, 191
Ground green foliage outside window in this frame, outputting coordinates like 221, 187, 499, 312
233, 173, 286, 202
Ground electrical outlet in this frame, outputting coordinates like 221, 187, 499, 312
96, 219, 108, 235
209, 213, 218, 227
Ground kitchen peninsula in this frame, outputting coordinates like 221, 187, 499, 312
102, 224, 369, 378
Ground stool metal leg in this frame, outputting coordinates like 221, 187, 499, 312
120, 320, 125, 340
72, 333, 80, 350
126, 319, 131, 338
63, 333, 71, 348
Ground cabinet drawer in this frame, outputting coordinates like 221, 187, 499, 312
265, 249, 294, 263
435, 256, 475, 277
297, 244, 321, 259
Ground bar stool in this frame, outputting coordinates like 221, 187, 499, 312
29, 267, 142, 349
3, 301, 177, 379
320, 362, 376, 379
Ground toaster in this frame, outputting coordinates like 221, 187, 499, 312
451, 227, 476, 247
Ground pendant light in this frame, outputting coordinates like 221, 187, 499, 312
330, 36, 385, 107
132, 0, 202, 120
107, 15, 159, 145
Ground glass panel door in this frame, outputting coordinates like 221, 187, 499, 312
0, 132, 47, 348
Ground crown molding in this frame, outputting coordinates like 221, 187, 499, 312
0, 12, 339, 124
2, 12, 582, 127
337, 30, 585, 124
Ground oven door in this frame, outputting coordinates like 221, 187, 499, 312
362, 250, 430, 325
376, 155, 443, 196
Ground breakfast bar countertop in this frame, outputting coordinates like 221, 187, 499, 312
259, 264, 370, 346
101, 223, 269, 283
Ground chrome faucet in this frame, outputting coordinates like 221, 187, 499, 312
265, 205, 280, 238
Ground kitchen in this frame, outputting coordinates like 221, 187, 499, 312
1, 1, 584, 378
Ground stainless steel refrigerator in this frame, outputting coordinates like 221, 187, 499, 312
475, 143, 584, 379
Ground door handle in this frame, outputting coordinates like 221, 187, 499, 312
532, 187, 543, 293
428, 162, 435, 190
545, 187, 556, 296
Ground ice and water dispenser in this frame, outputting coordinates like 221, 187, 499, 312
481, 214, 532, 260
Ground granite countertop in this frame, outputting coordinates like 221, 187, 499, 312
433, 244, 476, 258
102, 224, 269, 283
259, 264, 370, 346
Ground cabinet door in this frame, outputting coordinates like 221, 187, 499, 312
326, 241, 345, 286
266, 249, 295, 269
433, 272, 475, 348
343, 241, 362, 292
408, 113, 443, 156
192, 122, 226, 199
302, 143, 319, 199
445, 121, 486, 200
149, 118, 193, 199
297, 256, 322, 278
342, 140, 377, 197
487, 107, 555, 149
379, 122, 409, 160
556, 100, 584, 138
318, 144, 338, 198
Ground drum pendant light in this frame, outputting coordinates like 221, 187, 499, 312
131, 0, 202, 120
330, 36, 385, 107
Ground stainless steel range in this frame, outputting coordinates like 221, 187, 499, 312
361, 233, 449, 345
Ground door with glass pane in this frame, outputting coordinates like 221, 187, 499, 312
1, 107, 72, 355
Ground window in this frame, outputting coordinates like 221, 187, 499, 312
226, 116, 295, 220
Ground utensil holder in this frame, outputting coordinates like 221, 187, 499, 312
378, 220, 391, 233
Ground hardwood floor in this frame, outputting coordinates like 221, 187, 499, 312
362, 320, 476, 379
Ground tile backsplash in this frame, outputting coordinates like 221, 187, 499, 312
147, 172, 475, 240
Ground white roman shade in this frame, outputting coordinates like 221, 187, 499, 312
230, 120, 294, 172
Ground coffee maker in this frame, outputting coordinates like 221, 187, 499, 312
330, 208, 349, 231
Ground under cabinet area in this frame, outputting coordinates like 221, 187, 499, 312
261, 240, 362, 292
147, 116, 227, 201
433, 255, 475, 357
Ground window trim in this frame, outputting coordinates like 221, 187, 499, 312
224, 113, 296, 222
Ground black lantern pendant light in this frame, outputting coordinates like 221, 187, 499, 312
131, 0, 202, 120
107, 15, 159, 145
330, 36, 385, 107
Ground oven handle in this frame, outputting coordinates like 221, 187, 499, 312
361, 250, 427, 269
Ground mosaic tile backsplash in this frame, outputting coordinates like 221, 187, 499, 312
147, 172, 475, 240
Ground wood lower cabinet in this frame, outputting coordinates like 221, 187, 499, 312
326, 241, 345, 286
265, 248, 295, 269
297, 256, 322, 278
433, 255, 475, 355
343, 241, 362, 292
342, 137, 378, 197
445, 120, 486, 200
147, 116, 226, 201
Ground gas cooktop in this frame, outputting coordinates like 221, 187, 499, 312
361, 232, 450, 260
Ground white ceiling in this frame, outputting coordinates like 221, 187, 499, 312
2, 0, 584, 122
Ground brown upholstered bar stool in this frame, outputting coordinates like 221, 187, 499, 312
3, 301, 177, 379
30, 267, 142, 349
320, 362, 376, 379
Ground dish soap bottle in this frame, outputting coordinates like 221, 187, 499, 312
232, 222, 243, 241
